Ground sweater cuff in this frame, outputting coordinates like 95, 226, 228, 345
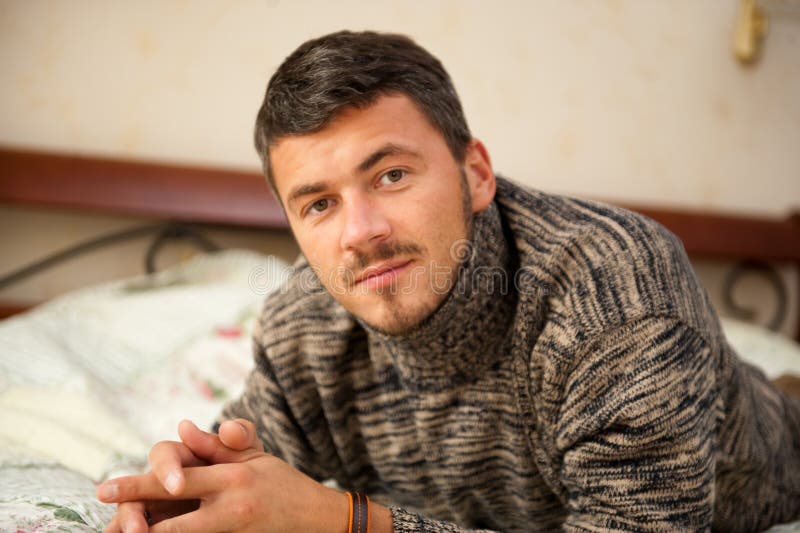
389, 506, 497, 533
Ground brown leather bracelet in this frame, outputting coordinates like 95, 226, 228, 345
346, 491, 370, 533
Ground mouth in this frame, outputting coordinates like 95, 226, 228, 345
355, 259, 414, 289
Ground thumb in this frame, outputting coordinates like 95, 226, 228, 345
218, 418, 264, 452
177, 419, 260, 465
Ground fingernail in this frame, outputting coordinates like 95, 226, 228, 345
237, 422, 248, 439
98, 482, 118, 501
165, 471, 180, 494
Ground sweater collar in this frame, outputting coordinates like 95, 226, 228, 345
361, 202, 519, 391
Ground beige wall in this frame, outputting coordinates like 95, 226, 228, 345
1, 1, 798, 332
2, 0, 798, 213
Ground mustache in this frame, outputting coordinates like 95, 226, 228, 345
352, 241, 424, 270
340, 241, 425, 286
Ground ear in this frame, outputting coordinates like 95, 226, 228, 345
463, 139, 496, 213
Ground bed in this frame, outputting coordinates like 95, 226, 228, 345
1, 147, 799, 531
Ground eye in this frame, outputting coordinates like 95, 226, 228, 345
305, 198, 334, 216
378, 169, 406, 186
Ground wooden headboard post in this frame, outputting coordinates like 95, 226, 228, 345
0, 148, 287, 228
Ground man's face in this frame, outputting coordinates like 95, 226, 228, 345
270, 94, 493, 335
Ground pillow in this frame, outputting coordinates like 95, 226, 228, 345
720, 317, 800, 379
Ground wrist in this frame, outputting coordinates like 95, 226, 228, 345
333, 489, 353, 533
342, 491, 393, 533
305, 485, 349, 533
367, 501, 393, 533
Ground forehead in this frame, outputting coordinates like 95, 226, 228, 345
269, 94, 449, 195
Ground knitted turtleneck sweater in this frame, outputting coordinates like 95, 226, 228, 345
221, 177, 800, 532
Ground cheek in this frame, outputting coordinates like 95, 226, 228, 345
403, 215, 464, 268
406, 182, 460, 223
306, 246, 335, 274
424, 192, 469, 234
293, 226, 336, 271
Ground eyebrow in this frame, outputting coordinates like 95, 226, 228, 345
287, 181, 329, 207
286, 143, 422, 208
356, 142, 421, 174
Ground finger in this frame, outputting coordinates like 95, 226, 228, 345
218, 418, 263, 452
103, 513, 121, 533
178, 419, 262, 465
146, 498, 201, 524
103, 500, 198, 532
149, 504, 238, 533
100, 462, 271, 503
149, 439, 207, 495
115, 501, 148, 533
177, 419, 227, 462
98, 472, 172, 503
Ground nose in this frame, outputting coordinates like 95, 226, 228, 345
339, 192, 391, 252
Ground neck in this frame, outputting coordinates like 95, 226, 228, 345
361, 202, 518, 391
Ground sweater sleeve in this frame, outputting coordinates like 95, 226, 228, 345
556, 317, 719, 531
389, 508, 497, 533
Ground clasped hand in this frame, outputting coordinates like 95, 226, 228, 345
97, 419, 347, 533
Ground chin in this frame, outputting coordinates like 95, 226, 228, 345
357, 295, 440, 336
363, 316, 420, 336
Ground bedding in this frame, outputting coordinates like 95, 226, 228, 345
0, 250, 289, 531
0, 252, 798, 532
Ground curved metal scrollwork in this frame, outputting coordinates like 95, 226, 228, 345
721, 259, 788, 332
144, 223, 220, 274
0, 222, 221, 290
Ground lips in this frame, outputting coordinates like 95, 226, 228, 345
354, 259, 413, 287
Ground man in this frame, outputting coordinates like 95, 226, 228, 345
98, 31, 800, 532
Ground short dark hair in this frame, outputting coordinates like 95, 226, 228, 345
254, 30, 472, 190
